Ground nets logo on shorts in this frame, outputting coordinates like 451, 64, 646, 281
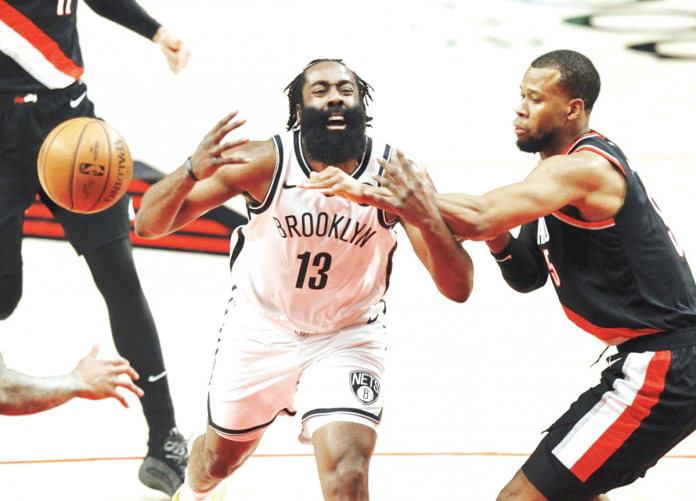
350, 371, 380, 405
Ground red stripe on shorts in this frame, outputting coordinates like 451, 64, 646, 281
0, 0, 83, 80
570, 351, 671, 481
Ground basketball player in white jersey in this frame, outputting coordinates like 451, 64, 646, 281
134, 59, 474, 501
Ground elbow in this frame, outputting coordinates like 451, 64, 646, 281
133, 215, 160, 239
441, 273, 474, 304
0, 392, 21, 416
133, 221, 151, 239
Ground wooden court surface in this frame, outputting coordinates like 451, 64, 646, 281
1, 0, 696, 499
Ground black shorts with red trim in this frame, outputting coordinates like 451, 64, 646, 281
0, 81, 131, 257
523, 327, 696, 500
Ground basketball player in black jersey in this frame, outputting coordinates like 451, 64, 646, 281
310, 49, 696, 500
0, 0, 190, 496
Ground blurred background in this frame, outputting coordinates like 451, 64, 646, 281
2, 0, 695, 499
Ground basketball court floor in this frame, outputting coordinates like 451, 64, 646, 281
2, 0, 696, 499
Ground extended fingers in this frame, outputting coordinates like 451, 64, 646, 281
209, 111, 242, 137
217, 137, 251, 159
300, 170, 343, 189
213, 117, 246, 144
105, 358, 140, 380
114, 377, 144, 398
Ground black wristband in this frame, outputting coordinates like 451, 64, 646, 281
186, 157, 199, 182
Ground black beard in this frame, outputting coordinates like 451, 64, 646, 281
300, 105, 367, 164
516, 130, 556, 154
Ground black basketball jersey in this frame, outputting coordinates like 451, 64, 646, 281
0, 0, 158, 93
520, 131, 696, 345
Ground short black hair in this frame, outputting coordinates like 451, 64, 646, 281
531, 50, 601, 113
284, 59, 374, 131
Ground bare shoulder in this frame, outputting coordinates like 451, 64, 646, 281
533, 150, 622, 190
532, 150, 626, 219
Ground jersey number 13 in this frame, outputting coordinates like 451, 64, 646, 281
296, 252, 332, 290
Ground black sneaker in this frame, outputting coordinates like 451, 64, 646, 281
138, 427, 189, 497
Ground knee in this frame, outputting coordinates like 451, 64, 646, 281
0, 274, 22, 320
322, 452, 370, 499
201, 445, 247, 481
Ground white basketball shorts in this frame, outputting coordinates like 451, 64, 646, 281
207, 292, 387, 444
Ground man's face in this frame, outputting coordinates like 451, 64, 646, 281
298, 61, 367, 164
514, 67, 570, 154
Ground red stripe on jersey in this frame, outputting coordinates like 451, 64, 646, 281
573, 145, 627, 176
0, 0, 83, 80
569, 351, 670, 481
562, 305, 662, 344
561, 131, 602, 155
552, 210, 615, 230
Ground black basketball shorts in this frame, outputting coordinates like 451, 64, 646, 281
0, 81, 131, 261
523, 334, 696, 500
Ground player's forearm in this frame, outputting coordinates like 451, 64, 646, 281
416, 219, 474, 303
490, 234, 548, 293
134, 164, 196, 238
0, 369, 79, 416
436, 193, 497, 241
486, 232, 511, 254
83, 0, 161, 40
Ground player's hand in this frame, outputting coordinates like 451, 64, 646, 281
299, 167, 390, 205
153, 27, 191, 74
71, 343, 144, 409
370, 150, 441, 229
187, 111, 250, 181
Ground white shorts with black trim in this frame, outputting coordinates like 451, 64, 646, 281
207, 294, 387, 444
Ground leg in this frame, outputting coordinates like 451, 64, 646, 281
185, 425, 261, 493
0, 213, 24, 320
82, 236, 187, 495
497, 469, 610, 501
313, 422, 376, 501
497, 469, 547, 501
51, 192, 177, 441
83, 237, 176, 438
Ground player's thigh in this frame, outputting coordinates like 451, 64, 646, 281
47, 193, 131, 256
0, 109, 40, 234
523, 347, 696, 501
0, 212, 24, 278
296, 315, 387, 445
208, 297, 302, 441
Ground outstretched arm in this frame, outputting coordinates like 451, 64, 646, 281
301, 151, 474, 302
0, 344, 143, 416
135, 111, 274, 238
367, 150, 626, 242
84, 0, 190, 74
375, 152, 473, 302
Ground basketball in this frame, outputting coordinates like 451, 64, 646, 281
37, 117, 133, 214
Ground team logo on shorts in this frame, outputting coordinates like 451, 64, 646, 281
350, 371, 380, 405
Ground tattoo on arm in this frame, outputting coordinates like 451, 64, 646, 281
0, 364, 78, 416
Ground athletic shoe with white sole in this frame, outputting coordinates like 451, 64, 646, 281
139, 427, 189, 496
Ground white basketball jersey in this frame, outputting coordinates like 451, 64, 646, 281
228, 130, 399, 335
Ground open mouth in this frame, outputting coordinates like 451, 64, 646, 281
326, 113, 346, 130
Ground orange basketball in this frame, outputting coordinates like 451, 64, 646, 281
37, 117, 133, 214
